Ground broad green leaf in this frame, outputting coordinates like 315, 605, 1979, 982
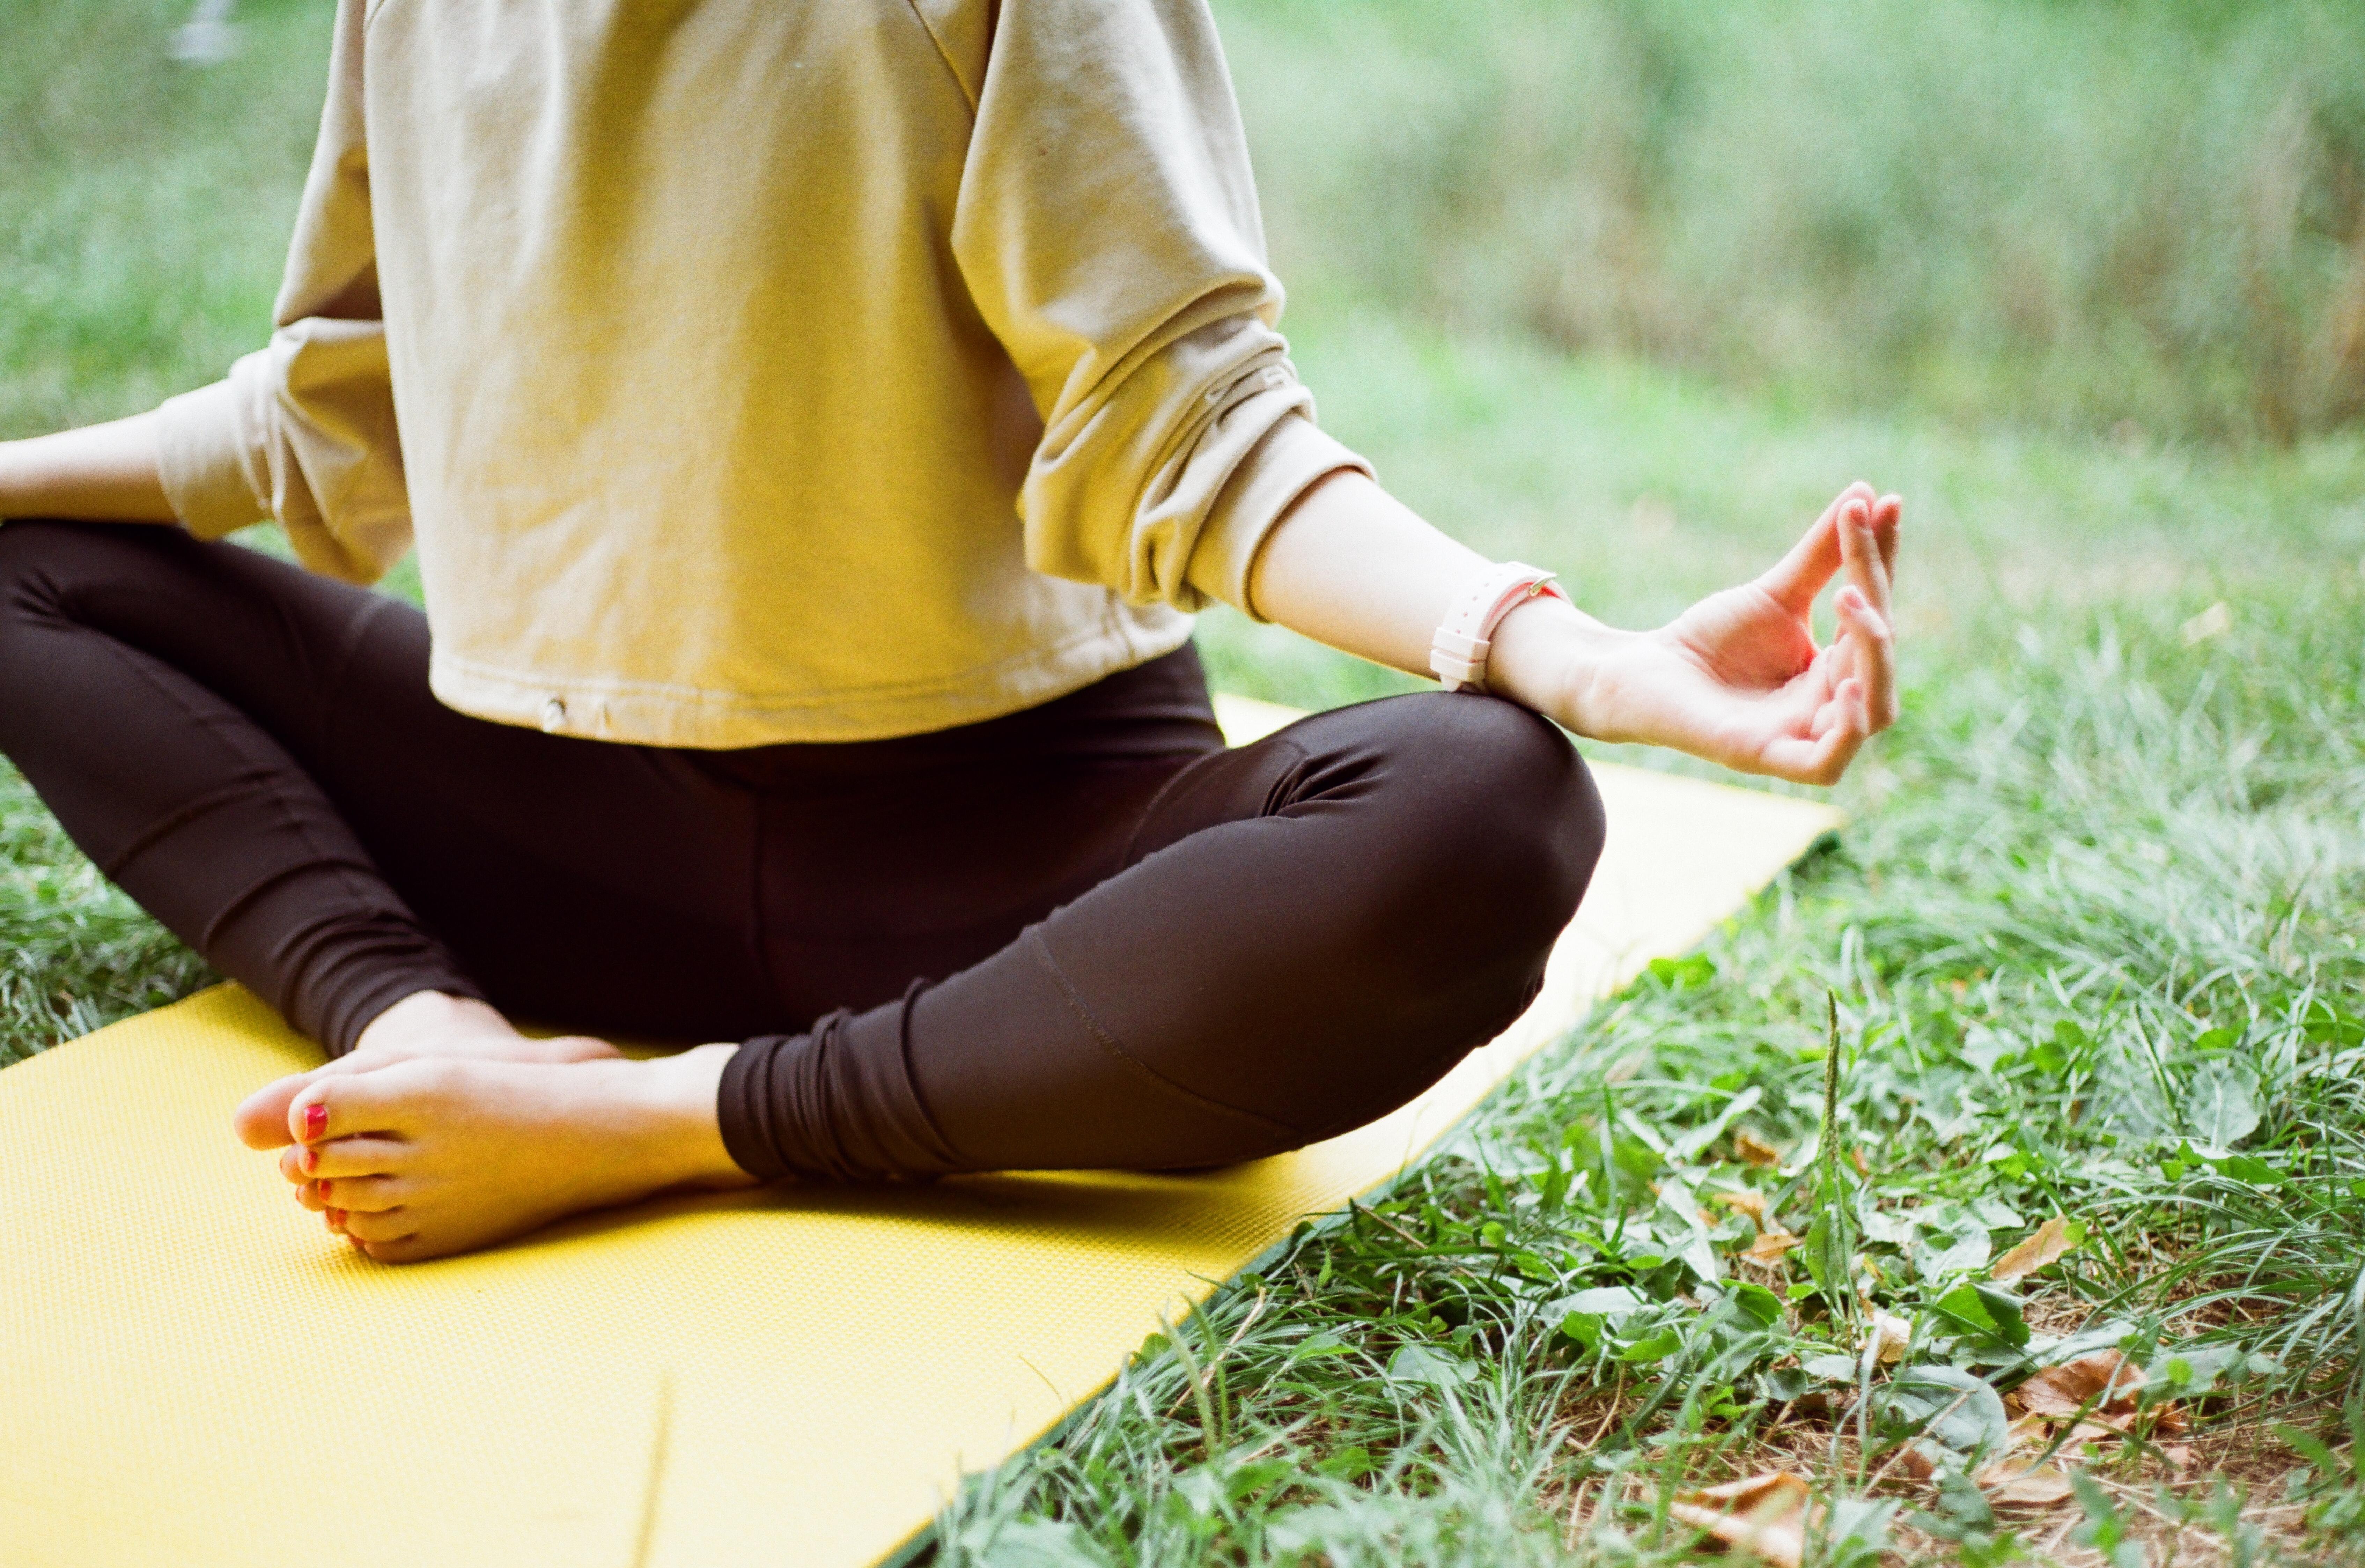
1872, 1364, 2011, 1457
2185, 1058, 2261, 1148
1385, 1343, 1472, 1389
2208, 1152, 2285, 1186
1560, 1311, 1606, 1351
1554, 1285, 1647, 1318
1728, 1281, 1785, 1328
1972, 1284, 2031, 1348
1619, 1329, 1685, 1363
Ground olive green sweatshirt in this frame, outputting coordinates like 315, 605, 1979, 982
152, 0, 1367, 745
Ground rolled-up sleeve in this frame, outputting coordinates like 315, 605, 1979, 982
152, 0, 410, 586
949, 0, 1370, 618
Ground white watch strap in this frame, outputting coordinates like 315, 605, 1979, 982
1430, 562, 1569, 694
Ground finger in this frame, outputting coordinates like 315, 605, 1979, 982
1835, 588, 1897, 730
310, 1174, 407, 1214
1872, 493, 1901, 583
1757, 482, 1875, 613
1838, 496, 1893, 623
278, 1135, 410, 1184
340, 1207, 416, 1244
1764, 679, 1868, 785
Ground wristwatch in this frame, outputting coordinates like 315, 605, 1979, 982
1429, 562, 1569, 694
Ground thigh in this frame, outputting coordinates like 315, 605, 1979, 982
0, 522, 779, 1038
892, 692, 1605, 1171
750, 752, 1205, 1021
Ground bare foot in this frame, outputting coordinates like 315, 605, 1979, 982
234, 991, 621, 1151
278, 1046, 757, 1262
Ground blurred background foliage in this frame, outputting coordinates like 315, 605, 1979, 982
1230, 0, 2365, 443
7, 0, 2365, 447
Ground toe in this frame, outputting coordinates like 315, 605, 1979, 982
313, 1174, 406, 1213
235, 1052, 405, 1149
289, 1065, 435, 1148
235, 1070, 320, 1149
340, 1207, 415, 1245
354, 1236, 430, 1264
279, 1135, 409, 1184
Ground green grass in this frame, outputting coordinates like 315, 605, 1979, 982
5, 2, 2365, 1562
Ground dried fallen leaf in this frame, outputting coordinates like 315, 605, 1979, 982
2049, 1419, 2134, 1448
1668, 1471, 1812, 1568
1888, 1440, 1942, 1481
2003, 1413, 2050, 1450
1976, 1456, 2076, 1508
2013, 1351, 2187, 1436
2013, 1351, 2140, 1417
2160, 1444, 2197, 1473
1743, 1228, 1802, 1264
1869, 1309, 1914, 1364
1714, 1190, 1770, 1227
1991, 1216, 2077, 1282
1733, 1131, 1783, 1167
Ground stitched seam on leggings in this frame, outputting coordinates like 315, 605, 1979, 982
98, 631, 396, 941
93, 779, 291, 880
189, 857, 393, 954
1020, 926, 1300, 1138
316, 591, 396, 749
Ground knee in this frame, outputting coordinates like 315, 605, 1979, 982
1343, 693, 1606, 963
0, 518, 94, 613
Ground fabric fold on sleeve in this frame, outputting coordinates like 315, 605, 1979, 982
1184, 405, 1371, 621
953, 0, 1372, 619
154, 322, 411, 585
153, 376, 269, 541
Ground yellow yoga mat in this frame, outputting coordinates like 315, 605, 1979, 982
0, 696, 1840, 1568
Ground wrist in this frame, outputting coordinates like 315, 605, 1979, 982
0, 441, 32, 518
1482, 593, 1635, 737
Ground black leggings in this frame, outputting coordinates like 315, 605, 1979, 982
0, 521, 1604, 1180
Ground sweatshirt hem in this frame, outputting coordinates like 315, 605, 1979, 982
427, 611, 1196, 747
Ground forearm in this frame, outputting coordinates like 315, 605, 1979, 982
0, 411, 178, 523
1250, 469, 1900, 785
1246, 469, 1623, 731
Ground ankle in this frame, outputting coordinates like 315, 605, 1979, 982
618, 1044, 755, 1190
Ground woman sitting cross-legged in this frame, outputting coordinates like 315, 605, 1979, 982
0, 0, 1899, 1262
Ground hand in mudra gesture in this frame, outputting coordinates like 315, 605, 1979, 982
1561, 482, 1901, 785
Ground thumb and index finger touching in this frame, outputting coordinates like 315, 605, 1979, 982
1756, 481, 1901, 617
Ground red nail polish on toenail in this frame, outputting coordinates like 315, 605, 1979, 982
302, 1103, 327, 1139
326, 1208, 346, 1227
302, 1147, 319, 1175
317, 1178, 332, 1199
